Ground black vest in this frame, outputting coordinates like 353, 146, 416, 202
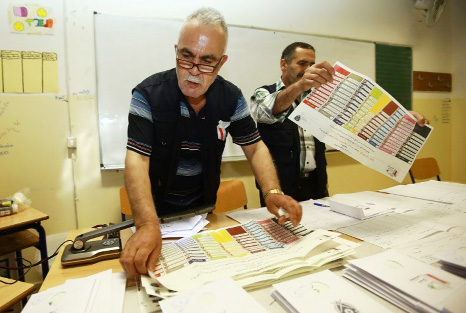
133, 69, 239, 211
256, 83, 328, 197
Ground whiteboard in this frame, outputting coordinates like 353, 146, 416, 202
95, 13, 375, 169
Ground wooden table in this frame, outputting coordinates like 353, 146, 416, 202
0, 205, 49, 279
0, 277, 35, 312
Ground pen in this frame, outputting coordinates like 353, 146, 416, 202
313, 202, 329, 207
135, 276, 141, 291
278, 207, 289, 218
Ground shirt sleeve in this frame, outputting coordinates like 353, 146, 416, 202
250, 86, 289, 124
229, 94, 261, 146
127, 90, 153, 156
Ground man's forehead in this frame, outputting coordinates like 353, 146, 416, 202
293, 48, 315, 61
178, 22, 226, 55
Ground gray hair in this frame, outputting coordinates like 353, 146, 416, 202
184, 7, 229, 44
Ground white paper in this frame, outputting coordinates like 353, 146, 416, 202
344, 250, 466, 312
272, 269, 392, 313
159, 276, 268, 313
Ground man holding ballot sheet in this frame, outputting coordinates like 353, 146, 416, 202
251, 42, 429, 205
120, 8, 302, 278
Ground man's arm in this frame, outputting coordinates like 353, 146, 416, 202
272, 61, 335, 115
241, 141, 302, 226
119, 150, 161, 277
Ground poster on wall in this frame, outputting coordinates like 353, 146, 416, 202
8, 4, 54, 34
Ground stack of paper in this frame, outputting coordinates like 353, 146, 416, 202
343, 250, 466, 313
22, 270, 126, 313
272, 269, 393, 313
435, 246, 466, 278
160, 214, 209, 238
328, 191, 398, 219
140, 218, 358, 308
159, 276, 268, 313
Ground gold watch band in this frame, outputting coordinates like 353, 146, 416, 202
263, 188, 284, 200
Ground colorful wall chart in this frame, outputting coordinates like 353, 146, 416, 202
9, 4, 54, 34
290, 62, 433, 182
0, 50, 58, 93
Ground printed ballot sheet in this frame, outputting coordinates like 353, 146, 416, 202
272, 269, 393, 313
343, 250, 466, 313
146, 219, 358, 293
289, 62, 433, 182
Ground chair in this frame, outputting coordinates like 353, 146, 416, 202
214, 179, 248, 213
409, 157, 441, 183
120, 187, 132, 221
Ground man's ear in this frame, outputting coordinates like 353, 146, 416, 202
220, 54, 228, 66
280, 59, 287, 72
216, 55, 228, 71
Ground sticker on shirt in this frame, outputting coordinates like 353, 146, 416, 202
217, 120, 230, 141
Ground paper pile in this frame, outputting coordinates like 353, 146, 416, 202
435, 245, 466, 278
328, 191, 398, 219
160, 213, 209, 238
272, 269, 393, 313
343, 249, 466, 313
139, 219, 358, 311
22, 270, 126, 313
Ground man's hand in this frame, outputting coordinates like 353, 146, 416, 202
119, 222, 162, 278
265, 194, 302, 227
298, 61, 335, 92
410, 111, 430, 127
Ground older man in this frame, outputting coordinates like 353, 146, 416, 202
120, 8, 302, 278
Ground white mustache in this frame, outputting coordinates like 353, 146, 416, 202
185, 74, 203, 84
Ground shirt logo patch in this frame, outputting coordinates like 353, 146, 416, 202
217, 120, 230, 141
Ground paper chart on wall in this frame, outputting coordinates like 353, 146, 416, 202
147, 219, 358, 292
289, 62, 433, 182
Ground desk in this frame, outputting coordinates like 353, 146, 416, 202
0, 277, 35, 312
39, 212, 402, 312
0, 205, 49, 279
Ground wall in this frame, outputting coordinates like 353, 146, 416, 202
1, 0, 465, 284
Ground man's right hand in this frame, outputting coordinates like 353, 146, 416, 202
119, 221, 162, 278
298, 60, 335, 91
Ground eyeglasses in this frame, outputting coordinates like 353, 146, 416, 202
176, 55, 224, 73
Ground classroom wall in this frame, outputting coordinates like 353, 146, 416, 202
1, 1, 465, 283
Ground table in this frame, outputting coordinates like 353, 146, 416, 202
0, 205, 49, 279
0, 277, 35, 312
39, 212, 402, 312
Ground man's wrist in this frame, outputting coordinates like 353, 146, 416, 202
263, 188, 284, 200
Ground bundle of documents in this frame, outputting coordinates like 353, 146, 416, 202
160, 213, 209, 238
139, 219, 358, 311
328, 191, 398, 219
435, 246, 466, 278
22, 270, 126, 313
159, 276, 268, 313
272, 269, 393, 313
343, 250, 466, 313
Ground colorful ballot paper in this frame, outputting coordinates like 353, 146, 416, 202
146, 219, 358, 293
289, 62, 433, 182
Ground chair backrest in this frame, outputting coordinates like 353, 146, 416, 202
120, 187, 132, 221
214, 179, 248, 213
409, 157, 441, 183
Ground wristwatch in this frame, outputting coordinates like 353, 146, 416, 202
263, 188, 284, 200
